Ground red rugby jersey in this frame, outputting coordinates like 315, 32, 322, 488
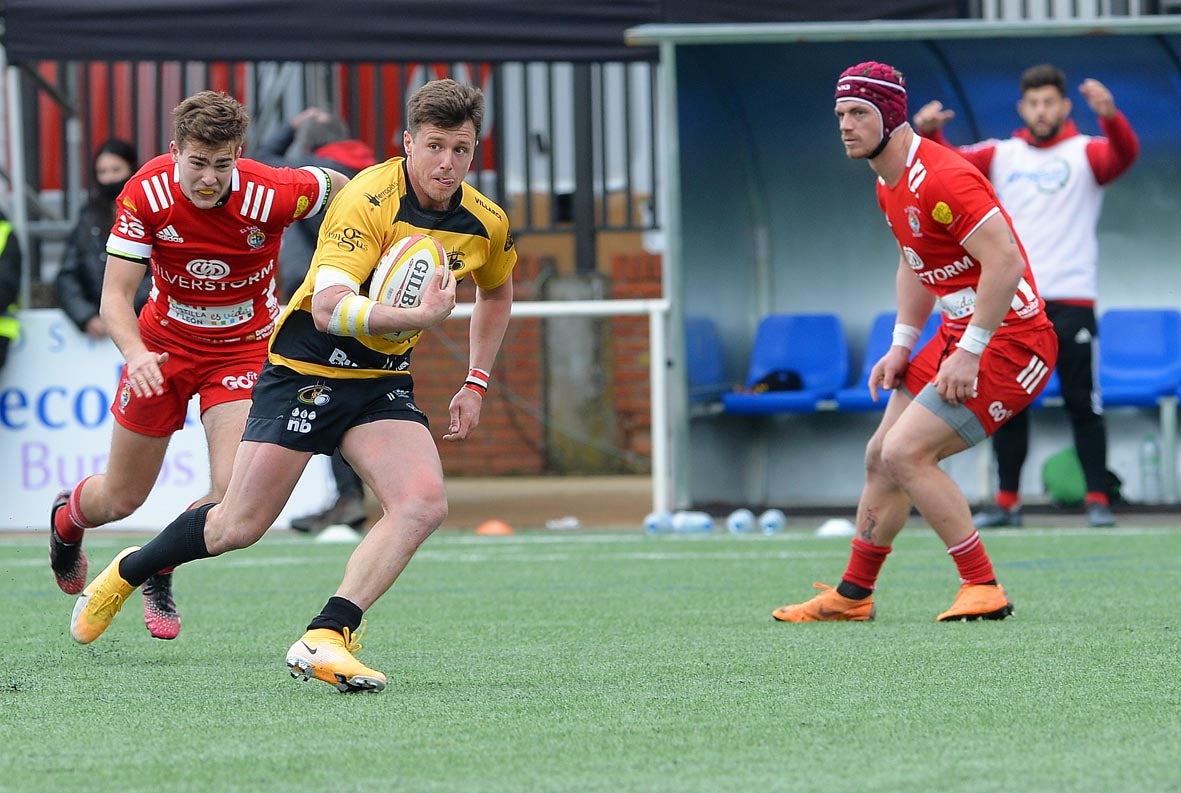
107, 154, 330, 345
877, 136, 1045, 331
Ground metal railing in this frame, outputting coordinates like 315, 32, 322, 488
2, 58, 661, 304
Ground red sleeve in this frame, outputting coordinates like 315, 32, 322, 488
921, 128, 996, 179
1086, 111, 1139, 186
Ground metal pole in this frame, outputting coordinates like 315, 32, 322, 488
657, 43, 688, 511
648, 302, 670, 513
572, 64, 595, 272
1160, 395, 1178, 504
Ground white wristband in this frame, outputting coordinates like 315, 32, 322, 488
891, 323, 922, 351
956, 324, 994, 356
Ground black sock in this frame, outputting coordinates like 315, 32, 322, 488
119, 504, 215, 586
836, 580, 873, 600
307, 596, 363, 634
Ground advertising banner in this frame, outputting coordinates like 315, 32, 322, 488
0, 310, 331, 531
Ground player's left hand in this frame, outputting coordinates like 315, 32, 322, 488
1079, 79, 1116, 119
934, 348, 980, 407
912, 100, 955, 136
443, 386, 483, 441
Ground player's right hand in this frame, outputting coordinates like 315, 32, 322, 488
416, 265, 457, 328
868, 347, 911, 402
126, 350, 169, 397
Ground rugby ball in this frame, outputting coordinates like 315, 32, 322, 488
369, 234, 447, 341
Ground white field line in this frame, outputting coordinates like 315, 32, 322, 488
2, 527, 1177, 570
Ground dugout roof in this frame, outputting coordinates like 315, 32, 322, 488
1, 0, 957, 64
626, 16, 1181, 509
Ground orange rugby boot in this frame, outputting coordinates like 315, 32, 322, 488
772, 582, 875, 622
936, 584, 1014, 622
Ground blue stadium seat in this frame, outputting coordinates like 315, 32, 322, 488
1099, 308, 1181, 503
1099, 308, 1181, 406
721, 313, 848, 414
684, 315, 727, 407
1030, 367, 1062, 408
834, 311, 940, 411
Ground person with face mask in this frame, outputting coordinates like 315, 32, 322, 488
56, 140, 152, 338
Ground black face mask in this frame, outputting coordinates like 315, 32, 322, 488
96, 177, 130, 201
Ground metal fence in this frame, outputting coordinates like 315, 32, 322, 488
2, 58, 660, 303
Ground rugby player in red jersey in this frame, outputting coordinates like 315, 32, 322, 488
48, 91, 350, 638
68, 80, 517, 694
772, 62, 1058, 623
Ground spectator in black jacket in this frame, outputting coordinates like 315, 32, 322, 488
0, 206, 22, 369
56, 139, 151, 339
256, 109, 379, 533
256, 108, 379, 300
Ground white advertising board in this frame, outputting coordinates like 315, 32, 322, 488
0, 310, 331, 531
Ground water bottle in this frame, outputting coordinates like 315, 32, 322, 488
643, 510, 673, 535
758, 508, 788, 535
671, 510, 714, 533
1139, 434, 1162, 504
725, 508, 756, 534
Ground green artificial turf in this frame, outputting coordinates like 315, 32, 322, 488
2, 526, 1178, 792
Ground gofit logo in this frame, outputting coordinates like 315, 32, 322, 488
186, 259, 231, 279
221, 372, 258, 391
287, 407, 317, 434
988, 400, 1012, 423
297, 385, 331, 406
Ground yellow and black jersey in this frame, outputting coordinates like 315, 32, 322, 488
269, 157, 517, 378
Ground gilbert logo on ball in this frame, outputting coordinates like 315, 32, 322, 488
369, 234, 448, 341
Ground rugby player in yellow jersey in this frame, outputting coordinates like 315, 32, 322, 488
68, 79, 518, 693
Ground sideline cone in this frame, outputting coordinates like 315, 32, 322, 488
475, 519, 515, 536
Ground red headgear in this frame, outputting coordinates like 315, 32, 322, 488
835, 61, 908, 150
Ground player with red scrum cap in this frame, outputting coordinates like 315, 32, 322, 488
772, 62, 1058, 623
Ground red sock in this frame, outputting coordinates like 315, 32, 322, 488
55, 477, 97, 543
1085, 491, 1109, 507
995, 490, 1020, 510
947, 530, 996, 585
841, 537, 892, 591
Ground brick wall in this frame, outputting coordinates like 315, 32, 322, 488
609, 252, 663, 465
411, 250, 664, 476
411, 255, 549, 476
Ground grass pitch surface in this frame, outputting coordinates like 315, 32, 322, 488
2, 526, 1179, 792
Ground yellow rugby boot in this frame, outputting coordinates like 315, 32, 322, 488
70, 546, 140, 643
286, 620, 387, 693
